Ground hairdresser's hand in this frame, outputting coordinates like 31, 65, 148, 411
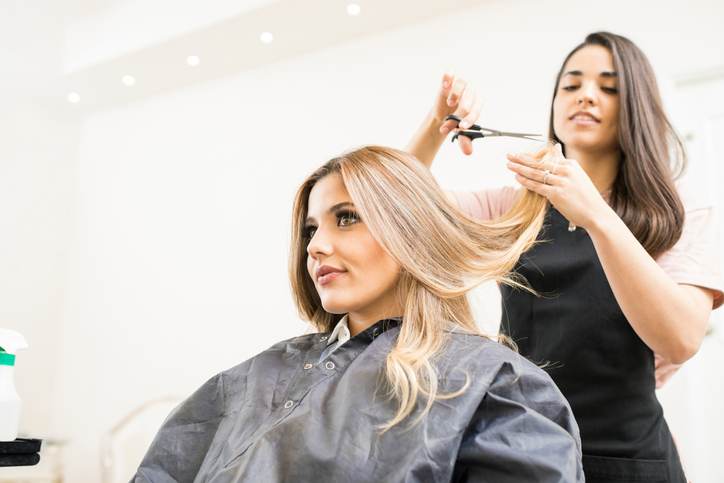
431, 73, 482, 156
654, 353, 682, 388
506, 143, 612, 230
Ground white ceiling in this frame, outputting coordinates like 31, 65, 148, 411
2, 0, 488, 113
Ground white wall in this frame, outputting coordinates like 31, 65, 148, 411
0, 0, 77, 440
6, 0, 724, 481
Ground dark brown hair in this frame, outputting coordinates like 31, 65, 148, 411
549, 31, 686, 257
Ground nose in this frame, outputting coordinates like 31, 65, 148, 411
306, 227, 333, 260
576, 82, 597, 106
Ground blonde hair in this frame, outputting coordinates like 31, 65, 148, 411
289, 146, 547, 431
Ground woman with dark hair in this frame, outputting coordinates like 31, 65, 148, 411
407, 31, 723, 482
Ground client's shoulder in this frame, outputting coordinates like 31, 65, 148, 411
442, 331, 557, 390
221, 332, 323, 377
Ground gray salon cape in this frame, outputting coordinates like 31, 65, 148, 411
133, 319, 583, 482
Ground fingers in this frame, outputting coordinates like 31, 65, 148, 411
507, 158, 562, 186
438, 74, 482, 135
438, 73, 456, 134
442, 78, 479, 134
458, 135, 473, 155
467, 93, 482, 127
455, 91, 481, 130
447, 78, 467, 108
507, 152, 567, 175
514, 173, 555, 198
438, 73, 454, 101
440, 118, 458, 135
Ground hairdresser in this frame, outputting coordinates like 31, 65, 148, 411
406, 31, 723, 482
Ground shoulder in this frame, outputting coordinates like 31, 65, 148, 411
220, 333, 321, 378
442, 332, 561, 394
448, 186, 523, 220
444, 332, 581, 454
655, 178, 723, 308
180, 333, 319, 409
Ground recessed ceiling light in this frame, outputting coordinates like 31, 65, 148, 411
67, 92, 80, 103
260, 32, 274, 44
186, 55, 201, 67
122, 75, 136, 87
347, 3, 361, 16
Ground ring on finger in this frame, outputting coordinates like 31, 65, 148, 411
542, 169, 551, 185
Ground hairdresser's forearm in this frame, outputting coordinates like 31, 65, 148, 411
406, 112, 447, 168
587, 208, 711, 364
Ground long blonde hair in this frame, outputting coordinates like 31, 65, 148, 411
289, 146, 547, 431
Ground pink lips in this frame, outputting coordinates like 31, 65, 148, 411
316, 265, 346, 286
569, 111, 600, 125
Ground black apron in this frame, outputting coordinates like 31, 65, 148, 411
500, 207, 686, 483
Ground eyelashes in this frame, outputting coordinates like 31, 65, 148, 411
561, 85, 618, 94
336, 209, 360, 227
303, 225, 317, 240
303, 209, 361, 240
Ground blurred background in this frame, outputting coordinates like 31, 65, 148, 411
1, 0, 723, 481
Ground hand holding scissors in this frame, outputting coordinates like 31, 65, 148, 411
430, 73, 482, 156
445, 115, 544, 143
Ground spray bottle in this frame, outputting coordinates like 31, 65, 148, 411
0, 328, 28, 441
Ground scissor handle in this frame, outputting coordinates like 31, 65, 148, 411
445, 115, 485, 143
444, 114, 482, 131
452, 130, 485, 142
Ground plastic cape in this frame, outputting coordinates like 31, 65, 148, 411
133, 319, 583, 483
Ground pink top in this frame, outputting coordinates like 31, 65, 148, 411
451, 186, 724, 309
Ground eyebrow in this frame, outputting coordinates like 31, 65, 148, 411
563, 70, 618, 78
305, 201, 355, 224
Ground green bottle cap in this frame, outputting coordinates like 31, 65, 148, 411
0, 346, 15, 366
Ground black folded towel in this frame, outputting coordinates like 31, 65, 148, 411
0, 452, 40, 467
0, 439, 42, 467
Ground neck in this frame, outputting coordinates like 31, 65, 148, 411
347, 305, 403, 337
566, 145, 620, 193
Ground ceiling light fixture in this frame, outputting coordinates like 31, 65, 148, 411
67, 92, 80, 103
122, 75, 136, 87
186, 55, 200, 67
260, 32, 274, 44
347, 3, 361, 16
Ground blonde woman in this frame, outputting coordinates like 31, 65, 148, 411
134, 146, 582, 482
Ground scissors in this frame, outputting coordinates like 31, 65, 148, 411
445, 115, 544, 143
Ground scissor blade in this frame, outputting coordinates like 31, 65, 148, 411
495, 130, 543, 138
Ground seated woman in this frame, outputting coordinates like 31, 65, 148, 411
133, 146, 583, 483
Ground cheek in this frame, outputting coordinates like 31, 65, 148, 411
368, 250, 401, 290
349, 236, 400, 286
606, 99, 620, 130
306, 254, 316, 283
552, 97, 568, 138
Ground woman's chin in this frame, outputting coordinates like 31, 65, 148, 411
561, 134, 615, 153
319, 298, 349, 315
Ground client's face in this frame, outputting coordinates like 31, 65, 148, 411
305, 173, 401, 320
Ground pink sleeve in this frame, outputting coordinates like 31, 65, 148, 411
656, 206, 724, 309
449, 186, 522, 221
